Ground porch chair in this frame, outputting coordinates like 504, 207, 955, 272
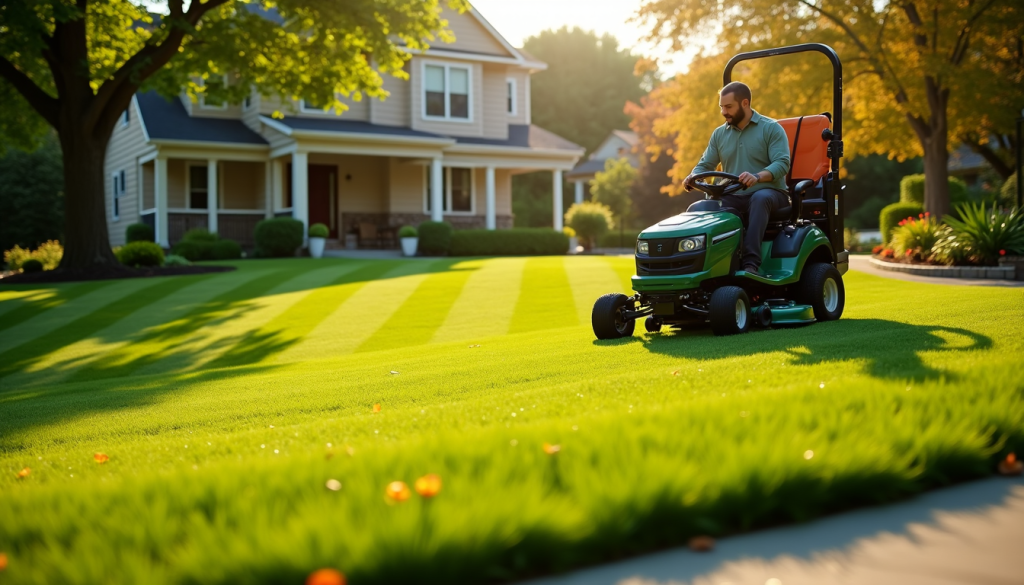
358, 222, 381, 249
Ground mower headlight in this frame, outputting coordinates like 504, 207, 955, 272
637, 240, 649, 254
678, 235, 706, 252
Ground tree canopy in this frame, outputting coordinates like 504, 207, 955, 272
590, 157, 637, 230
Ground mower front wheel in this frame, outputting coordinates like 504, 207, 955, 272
644, 316, 662, 333
592, 293, 637, 339
709, 286, 752, 336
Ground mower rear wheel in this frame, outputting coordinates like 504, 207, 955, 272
709, 286, 752, 336
644, 316, 662, 333
799, 262, 845, 321
592, 293, 637, 339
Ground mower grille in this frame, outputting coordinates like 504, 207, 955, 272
636, 251, 705, 276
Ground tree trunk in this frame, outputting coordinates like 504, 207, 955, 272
56, 125, 120, 270
908, 79, 951, 220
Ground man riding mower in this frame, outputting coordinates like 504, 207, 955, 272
592, 43, 850, 339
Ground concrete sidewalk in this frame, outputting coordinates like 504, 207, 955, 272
521, 476, 1024, 585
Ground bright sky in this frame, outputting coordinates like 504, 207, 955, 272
468, 0, 696, 76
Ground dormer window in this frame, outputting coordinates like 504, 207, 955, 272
423, 63, 471, 121
199, 76, 228, 110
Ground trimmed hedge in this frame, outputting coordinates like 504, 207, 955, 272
449, 229, 569, 256
172, 238, 242, 262
418, 221, 453, 255
181, 228, 218, 243
125, 223, 154, 243
880, 202, 924, 244
899, 174, 969, 206
309, 223, 329, 238
117, 241, 165, 267
254, 218, 304, 257
598, 230, 643, 248
21, 258, 44, 273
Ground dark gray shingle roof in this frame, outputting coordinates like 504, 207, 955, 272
455, 124, 582, 151
566, 158, 608, 179
136, 91, 268, 145
275, 117, 447, 140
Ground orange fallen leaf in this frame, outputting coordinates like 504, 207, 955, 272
0, 552, 7, 571
543, 443, 561, 455
94, 453, 109, 464
16, 468, 30, 479
998, 452, 1023, 476
306, 568, 345, 585
672, 370, 681, 376
372, 404, 381, 413
688, 535, 715, 552
414, 473, 442, 498
386, 480, 411, 502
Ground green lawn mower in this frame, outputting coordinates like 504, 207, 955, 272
592, 43, 851, 339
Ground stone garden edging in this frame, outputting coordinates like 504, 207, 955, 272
869, 257, 1016, 280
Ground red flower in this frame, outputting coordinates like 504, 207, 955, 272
919, 213, 924, 219
905, 249, 913, 256
924, 212, 930, 217
1000, 249, 1007, 256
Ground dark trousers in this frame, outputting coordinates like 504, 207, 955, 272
720, 188, 790, 269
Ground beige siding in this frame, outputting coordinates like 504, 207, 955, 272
221, 161, 265, 209
258, 94, 290, 117
371, 67, 411, 127
141, 162, 155, 210
482, 64, 509, 139
104, 97, 154, 246
495, 168, 512, 215
388, 159, 426, 213
410, 57, 484, 137
167, 159, 187, 208
505, 68, 530, 126
261, 124, 294, 152
241, 89, 262, 133
443, 7, 514, 56
307, 153, 388, 213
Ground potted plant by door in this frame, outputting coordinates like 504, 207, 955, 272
308, 223, 329, 258
399, 225, 419, 257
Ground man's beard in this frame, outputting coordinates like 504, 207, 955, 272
725, 108, 747, 127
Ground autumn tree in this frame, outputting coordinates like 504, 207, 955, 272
0, 0, 465, 271
590, 157, 638, 245
636, 0, 1024, 218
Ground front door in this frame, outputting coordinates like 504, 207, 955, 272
308, 164, 338, 238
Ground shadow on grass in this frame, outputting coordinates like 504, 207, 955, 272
596, 318, 991, 382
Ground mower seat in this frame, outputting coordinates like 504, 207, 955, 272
777, 114, 832, 223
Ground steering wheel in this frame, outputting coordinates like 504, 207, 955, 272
690, 171, 744, 199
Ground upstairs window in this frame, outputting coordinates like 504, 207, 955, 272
188, 164, 209, 209
111, 170, 125, 220
121, 106, 130, 127
423, 63, 471, 121
506, 78, 516, 115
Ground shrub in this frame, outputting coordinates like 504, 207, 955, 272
418, 221, 453, 255
172, 237, 242, 262
126, 223, 155, 243
930, 226, 973, 266
598, 230, 643, 248
3, 240, 62, 271
21, 258, 43, 273
116, 241, 165, 267
398, 226, 417, 238
562, 226, 576, 238
565, 202, 613, 250
899, 174, 968, 206
449, 229, 569, 256
309, 223, 329, 238
941, 202, 1024, 266
164, 254, 192, 267
890, 213, 941, 261
182, 228, 218, 243
879, 202, 924, 244
254, 218, 303, 257
1002, 173, 1018, 208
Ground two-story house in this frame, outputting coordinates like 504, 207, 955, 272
104, 4, 584, 249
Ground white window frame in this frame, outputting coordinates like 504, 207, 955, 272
111, 169, 125, 221
198, 76, 229, 110
506, 78, 517, 116
300, 97, 332, 114
243, 94, 252, 110
422, 166, 476, 216
121, 106, 130, 127
420, 60, 473, 123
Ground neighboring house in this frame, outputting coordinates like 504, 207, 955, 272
565, 130, 640, 205
104, 5, 584, 249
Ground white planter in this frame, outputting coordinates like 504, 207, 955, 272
568, 237, 578, 254
401, 237, 419, 257
309, 237, 326, 259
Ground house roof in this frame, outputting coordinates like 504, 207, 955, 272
565, 158, 609, 180
136, 91, 268, 145
455, 125, 583, 151
272, 116, 448, 141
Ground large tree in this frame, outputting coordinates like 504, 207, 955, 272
0, 0, 465, 271
636, 0, 1024, 218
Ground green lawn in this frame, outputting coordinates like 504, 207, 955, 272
1, 256, 1022, 584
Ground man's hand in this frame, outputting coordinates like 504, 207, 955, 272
737, 172, 759, 188
683, 174, 696, 192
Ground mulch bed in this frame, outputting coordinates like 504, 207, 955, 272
0, 264, 236, 285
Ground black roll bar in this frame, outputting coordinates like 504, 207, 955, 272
723, 43, 843, 172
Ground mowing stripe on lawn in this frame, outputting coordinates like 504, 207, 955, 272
508, 256, 578, 333
68, 267, 312, 381
0, 279, 154, 354
0, 281, 116, 336
431, 257, 527, 344
0, 289, 62, 322
605, 255, 638, 293
0, 275, 211, 380
564, 255, 627, 327
208, 261, 397, 368
276, 261, 436, 362
356, 259, 476, 353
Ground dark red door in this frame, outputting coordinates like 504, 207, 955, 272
308, 164, 338, 238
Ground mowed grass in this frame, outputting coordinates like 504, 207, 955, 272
1, 256, 1023, 584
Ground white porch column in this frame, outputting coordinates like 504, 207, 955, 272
264, 159, 273, 219
430, 157, 444, 222
574, 180, 584, 204
155, 156, 169, 247
292, 152, 309, 245
552, 169, 564, 231
271, 158, 283, 216
207, 159, 218, 234
485, 165, 496, 230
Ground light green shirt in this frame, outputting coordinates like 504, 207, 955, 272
691, 109, 791, 195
